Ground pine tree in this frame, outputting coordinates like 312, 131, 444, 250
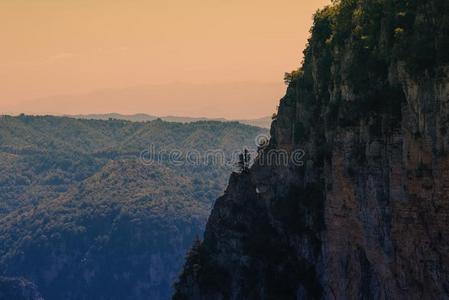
237, 148, 251, 173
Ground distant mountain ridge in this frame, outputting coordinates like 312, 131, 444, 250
67, 113, 272, 128
2, 82, 283, 122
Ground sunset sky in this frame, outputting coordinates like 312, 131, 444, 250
1, 0, 329, 119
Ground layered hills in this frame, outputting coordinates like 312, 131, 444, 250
0, 115, 267, 299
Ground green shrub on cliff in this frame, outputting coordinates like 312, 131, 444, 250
284, 0, 448, 129
284, 69, 303, 85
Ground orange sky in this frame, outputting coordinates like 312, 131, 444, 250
0, 0, 329, 119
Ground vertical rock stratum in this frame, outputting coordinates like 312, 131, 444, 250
174, 0, 449, 299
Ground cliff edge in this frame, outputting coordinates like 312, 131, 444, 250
174, 0, 449, 299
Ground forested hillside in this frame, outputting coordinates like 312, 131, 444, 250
0, 115, 267, 300
69, 113, 272, 128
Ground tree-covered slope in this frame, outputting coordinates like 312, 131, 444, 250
0, 115, 267, 300
0, 277, 43, 300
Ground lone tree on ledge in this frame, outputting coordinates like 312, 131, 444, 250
237, 149, 251, 173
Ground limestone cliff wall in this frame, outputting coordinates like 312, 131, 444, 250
174, 0, 449, 299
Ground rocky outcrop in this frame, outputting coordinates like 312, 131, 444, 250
174, 0, 449, 299
0, 277, 43, 300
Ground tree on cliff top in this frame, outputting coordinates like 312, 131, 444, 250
237, 149, 251, 173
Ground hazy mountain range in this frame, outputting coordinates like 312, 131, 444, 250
67, 113, 272, 128
3, 82, 283, 123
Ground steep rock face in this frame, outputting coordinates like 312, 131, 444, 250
0, 277, 43, 300
174, 0, 449, 299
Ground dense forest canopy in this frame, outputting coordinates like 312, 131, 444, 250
0, 115, 267, 300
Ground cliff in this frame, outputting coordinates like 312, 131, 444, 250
174, 0, 449, 299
